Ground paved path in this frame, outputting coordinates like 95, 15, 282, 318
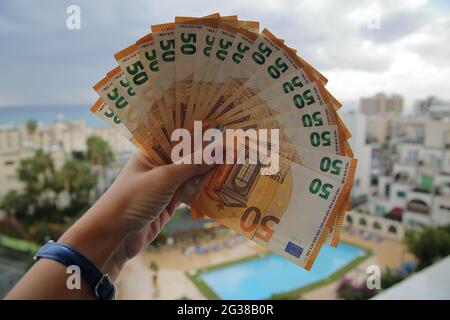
116, 254, 205, 300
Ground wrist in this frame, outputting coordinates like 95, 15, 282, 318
58, 193, 130, 271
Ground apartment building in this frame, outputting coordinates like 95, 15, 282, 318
368, 118, 450, 228
360, 93, 403, 115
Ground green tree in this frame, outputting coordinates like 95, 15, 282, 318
1, 148, 99, 242
86, 136, 114, 196
149, 261, 159, 273
0, 190, 28, 219
25, 119, 38, 136
86, 136, 114, 167
405, 225, 450, 270
17, 150, 56, 209
381, 268, 407, 290
151, 230, 168, 248
58, 158, 96, 214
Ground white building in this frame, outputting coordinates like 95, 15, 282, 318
368, 118, 450, 228
366, 115, 392, 144
340, 112, 372, 199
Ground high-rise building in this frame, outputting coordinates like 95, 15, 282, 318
414, 96, 450, 118
360, 93, 404, 115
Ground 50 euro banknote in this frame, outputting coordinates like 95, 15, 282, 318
190, 136, 355, 247
188, 153, 354, 269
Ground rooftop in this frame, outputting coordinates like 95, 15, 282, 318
373, 256, 450, 300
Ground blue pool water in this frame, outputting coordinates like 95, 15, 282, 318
200, 242, 365, 300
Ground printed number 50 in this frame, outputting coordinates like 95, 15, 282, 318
309, 178, 333, 200
240, 207, 279, 242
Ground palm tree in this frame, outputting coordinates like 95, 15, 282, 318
149, 261, 159, 296
86, 136, 114, 197
0, 190, 28, 219
25, 119, 38, 144
25, 119, 38, 135
17, 150, 55, 208
58, 158, 96, 215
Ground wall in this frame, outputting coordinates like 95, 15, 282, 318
344, 211, 405, 241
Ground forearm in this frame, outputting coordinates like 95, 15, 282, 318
5, 187, 128, 300
5, 259, 95, 300
59, 195, 127, 270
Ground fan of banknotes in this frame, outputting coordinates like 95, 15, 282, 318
91, 13, 357, 270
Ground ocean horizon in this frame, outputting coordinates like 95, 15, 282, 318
0, 105, 105, 128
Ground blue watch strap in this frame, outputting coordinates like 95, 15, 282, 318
34, 240, 115, 300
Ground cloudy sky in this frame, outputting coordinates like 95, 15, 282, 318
0, 0, 449, 110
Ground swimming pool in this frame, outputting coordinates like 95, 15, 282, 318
199, 242, 365, 299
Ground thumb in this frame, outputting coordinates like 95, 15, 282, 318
146, 138, 221, 193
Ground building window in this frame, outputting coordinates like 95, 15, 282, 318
416, 129, 424, 143
376, 205, 385, 216
397, 191, 406, 198
359, 218, 367, 226
420, 174, 434, 192
346, 215, 353, 225
388, 225, 397, 234
407, 151, 418, 163
384, 184, 391, 197
4, 160, 14, 166
407, 199, 429, 215
371, 175, 379, 186
430, 155, 441, 168
373, 222, 382, 230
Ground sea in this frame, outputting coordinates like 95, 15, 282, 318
0, 105, 105, 129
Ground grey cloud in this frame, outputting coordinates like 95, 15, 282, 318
407, 17, 450, 67
0, 0, 448, 106
251, 9, 391, 72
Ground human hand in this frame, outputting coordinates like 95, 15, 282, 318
59, 151, 214, 280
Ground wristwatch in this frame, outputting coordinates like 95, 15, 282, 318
34, 240, 116, 300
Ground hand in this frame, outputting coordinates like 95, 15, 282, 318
98, 152, 213, 279
59, 151, 214, 280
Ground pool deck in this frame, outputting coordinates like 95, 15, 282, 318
116, 229, 414, 300
116, 233, 265, 299
302, 231, 416, 299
